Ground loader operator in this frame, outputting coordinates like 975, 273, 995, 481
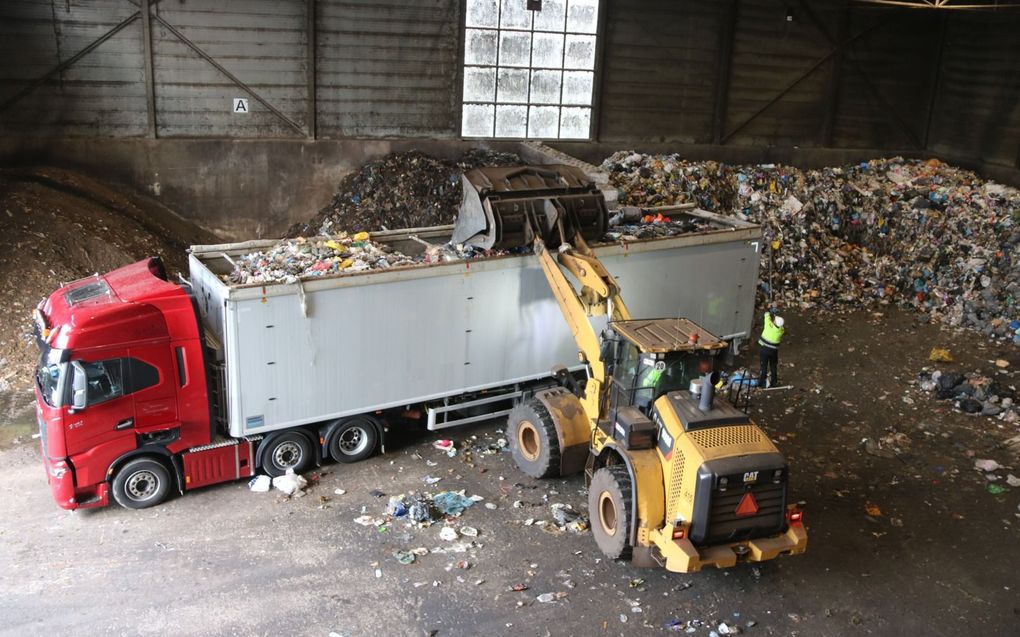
758, 309, 785, 388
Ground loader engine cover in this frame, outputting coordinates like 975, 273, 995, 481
689, 453, 788, 546
611, 406, 657, 450
453, 164, 608, 250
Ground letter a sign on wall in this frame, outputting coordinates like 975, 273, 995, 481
233, 98, 249, 114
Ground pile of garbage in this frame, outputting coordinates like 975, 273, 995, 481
602, 152, 1020, 343
384, 490, 480, 527
917, 368, 1018, 421
286, 149, 522, 237
224, 233, 416, 285
222, 232, 519, 285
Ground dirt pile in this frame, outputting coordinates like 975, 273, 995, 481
285, 149, 522, 237
0, 167, 219, 391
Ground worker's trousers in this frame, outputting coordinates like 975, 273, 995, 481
758, 346, 779, 388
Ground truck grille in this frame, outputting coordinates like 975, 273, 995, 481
698, 481, 786, 545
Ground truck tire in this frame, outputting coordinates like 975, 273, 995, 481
589, 466, 633, 560
111, 457, 172, 510
328, 418, 378, 464
507, 399, 561, 479
260, 432, 313, 477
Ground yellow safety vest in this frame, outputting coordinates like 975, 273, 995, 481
760, 314, 784, 348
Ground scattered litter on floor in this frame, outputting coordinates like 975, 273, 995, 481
975, 458, 1002, 472
271, 469, 308, 497
247, 475, 271, 492
917, 367, 1019, 420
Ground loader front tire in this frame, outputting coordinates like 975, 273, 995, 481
508, 399, 561, 479
589, 466, 633, 560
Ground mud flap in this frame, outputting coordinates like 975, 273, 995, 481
533, 387, 590, 476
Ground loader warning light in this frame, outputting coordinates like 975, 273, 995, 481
735, 492, 758, 517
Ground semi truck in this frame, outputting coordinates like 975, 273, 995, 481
33, 174, 762, 512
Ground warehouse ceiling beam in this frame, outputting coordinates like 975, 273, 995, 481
0, 10, 140, 115
151, 14, 307, 137
720, 15, 897, 144
853, 0, 1020, 8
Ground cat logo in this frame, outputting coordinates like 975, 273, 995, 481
742, 471, 759, 483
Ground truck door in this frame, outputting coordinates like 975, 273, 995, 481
127, 345, 178, 432
64, 355, 137, 456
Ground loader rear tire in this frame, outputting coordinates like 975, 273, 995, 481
589, 466, 633, 561
507, 399, 561, 479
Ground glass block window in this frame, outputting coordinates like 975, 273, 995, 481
462, 0, 599, 139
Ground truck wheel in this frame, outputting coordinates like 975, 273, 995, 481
328, 419, 378, 464
112, 458, 171, 510
260, 432, 313, 477
508, 399, 561, 479
589, 466, 633, 560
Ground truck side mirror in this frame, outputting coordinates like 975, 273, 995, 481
70, 361, 87, 411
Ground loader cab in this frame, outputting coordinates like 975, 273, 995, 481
602, 318, 728, 417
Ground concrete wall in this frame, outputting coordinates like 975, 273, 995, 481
0, 137, 532, 239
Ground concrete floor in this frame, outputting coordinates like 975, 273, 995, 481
1, 307, 1018, 636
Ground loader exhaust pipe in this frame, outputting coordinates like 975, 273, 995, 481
698, 372, 715, 411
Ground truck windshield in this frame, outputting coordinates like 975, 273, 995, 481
36, 347, 67, 407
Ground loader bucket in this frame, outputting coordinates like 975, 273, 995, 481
452, 164, 608, 250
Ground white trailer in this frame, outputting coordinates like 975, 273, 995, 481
188, 212, 760, 441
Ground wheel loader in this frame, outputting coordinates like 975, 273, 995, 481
453, 165, 807, 572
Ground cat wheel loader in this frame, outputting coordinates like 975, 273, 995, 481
454, 165, 807, 572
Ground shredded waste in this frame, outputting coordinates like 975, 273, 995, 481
285, 149, 523, 237
917, 367, 1018, 421
602, 152, 1020, 344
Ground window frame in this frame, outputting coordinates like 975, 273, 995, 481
459, 0, 604, 141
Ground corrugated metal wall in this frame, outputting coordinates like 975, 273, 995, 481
0, 0, 148, 136
316, 0, 461, 137
0, 0, 1018, 171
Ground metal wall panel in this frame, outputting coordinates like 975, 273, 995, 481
0, 0, 147, 136
927, 12, 1020, 168
831, 7, 942, 150
724, 0, 840, 147
150, 0, 309, 137
1, 0, 1018, 173
315, 0, 461, 138
596, 0, 723, 144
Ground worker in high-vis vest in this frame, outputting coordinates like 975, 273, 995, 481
758, 309, 785, 388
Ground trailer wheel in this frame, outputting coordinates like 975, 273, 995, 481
589, 466, 633, 560
328, 419, 378, 464
111, 457, 172, 510
260, 432, 313, 477
507, 399, 561, 479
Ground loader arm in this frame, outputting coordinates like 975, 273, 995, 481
533, 230, 630, 419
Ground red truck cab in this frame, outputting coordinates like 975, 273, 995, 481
34, 258, 213, 509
